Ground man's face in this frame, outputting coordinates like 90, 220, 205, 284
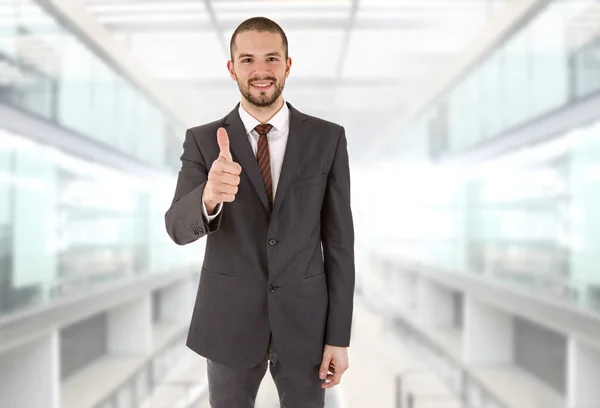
228, 30, 291, 108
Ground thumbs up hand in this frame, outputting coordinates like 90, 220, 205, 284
203, 127, 242, 214
217, 126, 233, 162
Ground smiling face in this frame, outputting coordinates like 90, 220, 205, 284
227, 30, 291, 109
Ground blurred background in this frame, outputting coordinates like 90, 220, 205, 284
1, 0, 600, 407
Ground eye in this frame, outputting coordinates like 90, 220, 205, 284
268, 57, 278, 61
242, 58, 252, 63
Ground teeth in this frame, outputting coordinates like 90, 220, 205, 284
252, 82, 272, 87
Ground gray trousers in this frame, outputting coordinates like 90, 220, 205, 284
207, 334, 326, 407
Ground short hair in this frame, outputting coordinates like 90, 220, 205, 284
230, 17, 289, 61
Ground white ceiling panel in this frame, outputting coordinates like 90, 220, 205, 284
213, 0, 352, 27
217, 10, 351, 22
342, 29, 470, 78
331, 85, 410, 111
78, 0, 510, 161
96, 13, 210, 23
86, 2, 207, 13
128, 32, 228, 80
283, 29, 345, 77
359, 0, 499, 8
211, 0, 352, 11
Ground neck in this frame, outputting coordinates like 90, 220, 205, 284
241, 97, 285, 124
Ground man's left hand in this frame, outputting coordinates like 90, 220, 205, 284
319, 345, 349, 388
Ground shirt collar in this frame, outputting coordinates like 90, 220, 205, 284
238, 100, 289, 136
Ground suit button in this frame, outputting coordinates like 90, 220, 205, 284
268, 239, 277, 246
269, 284, 279, 292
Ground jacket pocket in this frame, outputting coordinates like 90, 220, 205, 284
301, 270, 325, 281
201, 266, 238, 278
294, 172, 328, 189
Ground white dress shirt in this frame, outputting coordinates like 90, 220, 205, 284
202, 100, 290, 222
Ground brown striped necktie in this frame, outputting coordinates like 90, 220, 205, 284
255, 123, 274, 206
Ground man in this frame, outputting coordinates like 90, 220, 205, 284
165, 16, 355, 408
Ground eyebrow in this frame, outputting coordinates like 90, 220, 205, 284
238, 52, 282, 59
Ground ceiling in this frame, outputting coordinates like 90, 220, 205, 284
79, 0, 510, 161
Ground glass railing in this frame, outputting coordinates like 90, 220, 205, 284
92, 329, 199, 408
364, 114, 600, 315
358, 291, 509, 408
0, 128, 202, 318
0, 0, 186, 172
391, 317, 508, 408
394, 0, 600, 160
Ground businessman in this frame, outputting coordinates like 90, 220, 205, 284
165, 16, 355, 407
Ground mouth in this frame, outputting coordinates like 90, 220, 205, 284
250, 80, 274, 91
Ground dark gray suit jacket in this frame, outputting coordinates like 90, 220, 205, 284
165, 101, 355, 369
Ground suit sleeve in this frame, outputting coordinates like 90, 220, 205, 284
321, 126, 355, 347
165, 128, 224, 245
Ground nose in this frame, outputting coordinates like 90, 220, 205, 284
252, 61, 272, 76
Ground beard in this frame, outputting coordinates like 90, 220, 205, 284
238, 76, 285, 108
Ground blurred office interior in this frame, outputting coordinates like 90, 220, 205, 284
1, 0, 600, 407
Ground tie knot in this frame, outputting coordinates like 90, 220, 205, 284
254, 123, 273, 137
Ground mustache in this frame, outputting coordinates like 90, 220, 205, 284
249, 77, 276, 83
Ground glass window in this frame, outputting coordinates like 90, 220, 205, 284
11, 0, 60, 119
116, 83, 139, 156
462, 67, 482, 148
0, 0, 196, 319
0, 127, 202, 317
447, 80, 468, 153
0, 0, 18, 59
11, 138, 58, 308
90, 56, 118, 146
144, 105, 166, 167
135, 98, 153, 161
529, 2, 569, 116
57, 35, 92, 135
502, 22, 532, 129
561, 0, 600, 99
1, 0, 184, 171
423, 0, 600, 160
567, 120, 600, 310
0, 130, 14, 313
572, 39, 600, 98
479, 50, 504, 139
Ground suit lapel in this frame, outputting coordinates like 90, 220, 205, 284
223, 103, 271, 213
222, 101, 311, 217
272, 102, 311, 216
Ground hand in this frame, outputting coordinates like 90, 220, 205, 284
319, 345, 349, 389
203, 127, 242, 213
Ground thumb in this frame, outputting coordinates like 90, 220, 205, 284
319, 356, 331, 379
217, 127, 232, 161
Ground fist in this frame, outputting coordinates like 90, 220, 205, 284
203, 128, 242, 212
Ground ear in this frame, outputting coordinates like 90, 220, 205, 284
285, 57, 292, 77
227, 60, 236, 80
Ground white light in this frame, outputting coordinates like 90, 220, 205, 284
88, 2, 206, 13
96, 13, 210, 23
360, 0, 485, 8
128, 32, 218, 41
348, 28, 477, 48
213, 1, 351, 11
356, 9, 485, 20
560, 0, 600, 18
217, 10, 350, 21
